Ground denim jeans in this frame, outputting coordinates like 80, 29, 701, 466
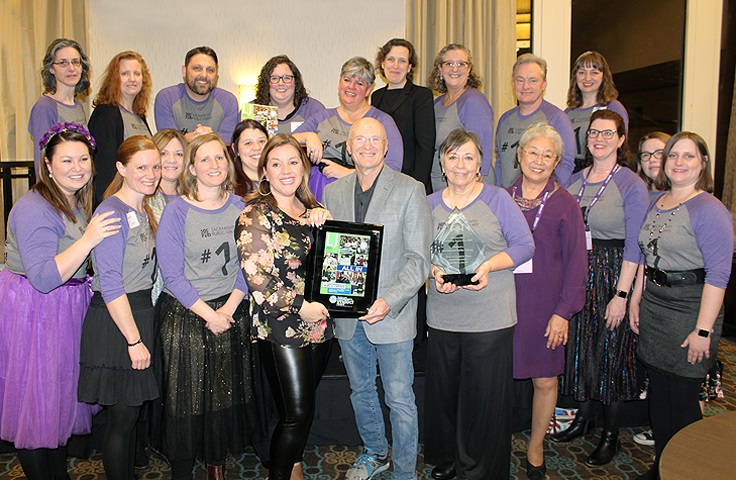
339, 322, 418, 480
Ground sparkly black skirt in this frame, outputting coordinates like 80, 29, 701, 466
560, 241, 638, 404
155, 292, 262, 462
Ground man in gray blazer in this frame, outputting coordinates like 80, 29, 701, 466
323, 117, 431, 480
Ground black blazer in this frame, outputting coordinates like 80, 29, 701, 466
88, 104, 151, 205
371, 81, 436, 194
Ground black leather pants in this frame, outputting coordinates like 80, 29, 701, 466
258, 339, 332, 480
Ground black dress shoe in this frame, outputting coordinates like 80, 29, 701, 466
585, 430, 620, 466
550, 416, 593, 443
526, 458, 546, 480
431, 462, 456, 480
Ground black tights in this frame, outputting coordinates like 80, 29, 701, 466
577, 399, 625, 433
258, 340, 332, 480
102, 403, 141, 480
16, 447, 69, 480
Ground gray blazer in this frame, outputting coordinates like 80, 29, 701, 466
323, 167, 432, 344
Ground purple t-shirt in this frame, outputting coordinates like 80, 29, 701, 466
433, 88, 495, 177
638, 192, 733, 289
4, 190, 88, 293
567, 165, 649, 263
156, 194, 248, 308
91, 196, 156, 303
495, 100, 575, 188
154, 84, 239, 141
28, 96, 87, 178
294, 106, 403, 201
278, 97, 326, 134
426, 184, 534, 332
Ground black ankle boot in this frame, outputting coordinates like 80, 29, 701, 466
585, 430, 620, 466
550, 416, 593, 443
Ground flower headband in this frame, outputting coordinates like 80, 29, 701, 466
38, 122, 97, 151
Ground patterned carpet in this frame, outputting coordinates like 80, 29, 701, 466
2, 338, 735, 480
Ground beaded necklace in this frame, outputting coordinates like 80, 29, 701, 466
646, 204, 681, 269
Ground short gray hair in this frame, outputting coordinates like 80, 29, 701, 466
517, 122, 563, 160
513, 53, 548, 80
340, 57, 375, 86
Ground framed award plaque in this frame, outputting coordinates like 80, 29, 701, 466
305, 220, 383, 316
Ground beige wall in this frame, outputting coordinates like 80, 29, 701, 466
87, 0, 406, 131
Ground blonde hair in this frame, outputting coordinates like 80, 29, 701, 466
179, 133, 237, 201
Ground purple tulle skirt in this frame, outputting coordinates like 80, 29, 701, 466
0, 269, 99, 449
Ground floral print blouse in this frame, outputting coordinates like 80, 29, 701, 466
236, 200, 333, 347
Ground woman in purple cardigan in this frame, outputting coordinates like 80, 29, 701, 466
427, 43, 495, 192
507, 122, 587, 479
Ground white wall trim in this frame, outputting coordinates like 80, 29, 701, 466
682, 0, 723, 166
532, 0, 572, 109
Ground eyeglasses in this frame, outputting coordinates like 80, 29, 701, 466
587, 129, 617, 139
53, 59, 82, 68
522, 149, 557, 162
441, 61, 469, 69
638, 150, 664, 162
350, 136, 385, 146
269, 75, 294, 84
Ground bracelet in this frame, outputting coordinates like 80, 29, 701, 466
127, 338, 142, 348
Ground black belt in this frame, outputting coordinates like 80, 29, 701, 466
645, 266, 706, 287
592, 238, 625, 248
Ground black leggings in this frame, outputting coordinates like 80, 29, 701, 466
647, 366, 702, 462
258, 340, 332, 480
16, 447, 69, 480
102, 403, 142, 480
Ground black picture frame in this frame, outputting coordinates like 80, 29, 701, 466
305, 219, 383, 316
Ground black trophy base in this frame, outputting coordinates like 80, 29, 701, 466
442, 273, 479, 286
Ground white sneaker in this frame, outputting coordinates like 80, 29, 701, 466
346, 452, 390, 480
633, 429, 655, 446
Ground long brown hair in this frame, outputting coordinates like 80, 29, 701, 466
230, 119, 269, 197
103, 135, 160, 233
654, 131, 714, 193
566, 51, 619, 108
178, 133, 237, 202
245, 134, 319, 210
93, 51, 152, 115
34, 130, 95, 222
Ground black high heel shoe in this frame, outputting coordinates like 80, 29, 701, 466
550, 416, 594, 443
585, 430, 620, 466
526, 458, 547, 480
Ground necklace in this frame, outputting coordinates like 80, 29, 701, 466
646, 204, 681, 266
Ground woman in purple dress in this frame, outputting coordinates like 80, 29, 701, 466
507, 122, 587, 479
0, 123, 119, 479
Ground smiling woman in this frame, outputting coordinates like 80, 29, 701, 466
88, 51, 154, 204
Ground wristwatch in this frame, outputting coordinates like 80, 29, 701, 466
697, 328, 710, 338
615, 290, 628, 299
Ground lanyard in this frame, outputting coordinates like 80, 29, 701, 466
575, 164, 619, 224
513, 185, 551, 234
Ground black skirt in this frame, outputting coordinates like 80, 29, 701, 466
78, 290, 159, 406
156, 292, 262, 462
560, 243, 639, 404
638, 280, 722, 379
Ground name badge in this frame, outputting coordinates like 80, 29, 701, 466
126, 210, 140, 229
585, 229, 592, 251
513, 258, 533, 274
291, 121, 304, 131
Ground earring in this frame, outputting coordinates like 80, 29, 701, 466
257, 178, 271, 196
441, 171, 447, 182
48, 172, 53, 178
475, 171, 481, 178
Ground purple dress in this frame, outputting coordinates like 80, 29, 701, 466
0, 190, 97, 449
508, 178, 588, 378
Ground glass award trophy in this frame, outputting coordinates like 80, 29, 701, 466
430, 207, 486, 286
